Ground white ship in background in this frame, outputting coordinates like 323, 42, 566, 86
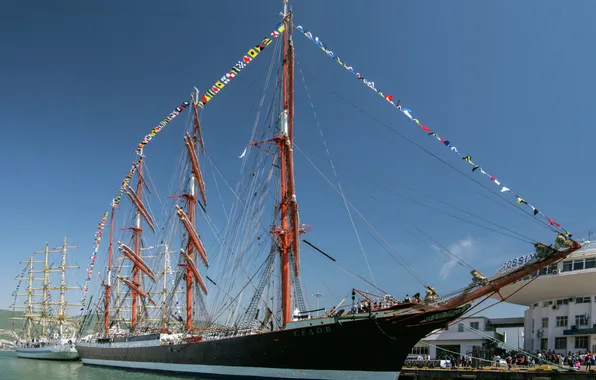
11, 238, 81, 360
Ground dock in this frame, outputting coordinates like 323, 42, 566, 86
400, 366, 595, 379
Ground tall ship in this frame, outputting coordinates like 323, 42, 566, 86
10, 238, 81, 360
75, 1, 581, 379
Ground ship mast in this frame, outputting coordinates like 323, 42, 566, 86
131, 158, 143, 329
104, 204, 116, 335
177, 94, 208, 333
27, 255, 34, 339
58, 239, 66, 337
57, 237, 78, 338
162, 244, 169, 331
116, 155, 157, 332
41, 243, 49, 337
184, 166, 196, 332
272, 0, 300, 328
11, 242, 80, 341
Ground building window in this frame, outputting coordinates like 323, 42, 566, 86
585, 258, 595, 269
542, 318, 549, 328
575, 336, 589, 349
556, 299, 569, 305
485, 321, 494, 331
411, 346, 429, 355
470, 322, 479, 330
543, 301, 550, 307
562, 261, 573, 272
575, 315, 588, 326
556, 316, 568, 327
574, 260, 585, 271
458, 323, 464, 332
576, 296, 591, 304
548, 264, 557, 274
541, 338, 548, 350
555, 337, 567, 350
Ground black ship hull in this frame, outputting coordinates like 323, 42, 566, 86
77, 305, 469, 379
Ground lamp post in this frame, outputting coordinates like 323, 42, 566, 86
312, 293, 324, 317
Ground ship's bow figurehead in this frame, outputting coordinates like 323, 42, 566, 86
424, 286, 438, 303
470, 269, 489, 286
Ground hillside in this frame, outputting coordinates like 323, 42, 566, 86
0, 309, 21, 330
0, 309, 20, 347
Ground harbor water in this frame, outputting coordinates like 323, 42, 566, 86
0, 351, 205, 380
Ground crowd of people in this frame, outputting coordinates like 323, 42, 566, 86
493, 349, 595, 370
406, 349, 596, 372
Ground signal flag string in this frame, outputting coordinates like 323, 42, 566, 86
294, 22, 572, 241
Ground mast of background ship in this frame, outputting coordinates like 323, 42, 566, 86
271, 0, 301, 328
178, 92, 208, 333
57, 237, 79, 338
104, 202, 116, 336
41, 243, 49, 337
58, 238, 67, 337
27, 255, 34, 339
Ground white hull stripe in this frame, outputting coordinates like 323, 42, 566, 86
82, 358, 399, 380
16, 351, 79, 360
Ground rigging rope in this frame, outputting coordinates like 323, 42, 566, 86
210, 164, 230, 224
196, 23, 286, 108
294, 23, 569, 238
89, 22, 291, 332
363, 199, 474, 271
301, 141, 540, 244
207, 40, 283, 313
331, 90, 557, 235
194, 91, 282, 321
205, 153, 276, 315
412, 227, 475, 271
302, 239, 388, 295
238, 36, 282, 176
296, 143, 429, 288
10, 262, 30, 334
210, 252, 273, 324
461, 323, 573, 372
150, 62, 276, 326
79, 212, 108, 311
296, 56, 376, 286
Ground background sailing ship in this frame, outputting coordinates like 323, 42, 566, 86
72, 1, 582, 379
10, 238, 81, 360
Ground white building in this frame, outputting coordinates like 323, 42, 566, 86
411, 316, 519, 359
494, 240, 596, 354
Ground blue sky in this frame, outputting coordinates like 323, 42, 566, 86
1, 0, 595, 326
